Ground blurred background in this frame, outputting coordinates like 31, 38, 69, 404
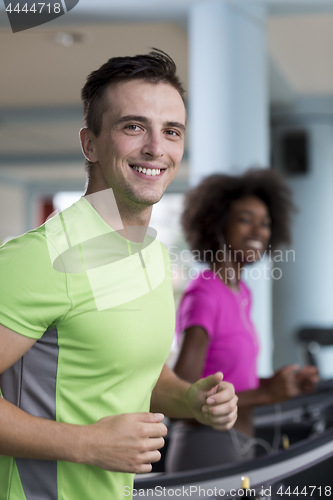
1, 0, 333, 379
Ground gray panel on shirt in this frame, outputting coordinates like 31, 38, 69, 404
0, 327, 59, 500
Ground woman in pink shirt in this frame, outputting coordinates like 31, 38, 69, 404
166, 169, 318, 471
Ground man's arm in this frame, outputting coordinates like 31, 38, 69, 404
0, 323, 37, 372
0, 324, 167, 473
150, 364, 238, 431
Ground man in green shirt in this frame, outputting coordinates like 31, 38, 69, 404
0, 50, 238, 500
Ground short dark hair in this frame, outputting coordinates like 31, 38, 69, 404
81, 48, 186, 177
181, 168, 296, 261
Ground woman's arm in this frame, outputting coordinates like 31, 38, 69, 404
173, 327, 307, 409
173, 326, 209, 383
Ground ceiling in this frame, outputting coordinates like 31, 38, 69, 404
0, 22, 188, 107
268, 14, 333, 94
1, 1, 333, 181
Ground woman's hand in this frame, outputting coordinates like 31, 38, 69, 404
260, 364, 319, 405
295, 365, 319, 393
260, 365, 301, 404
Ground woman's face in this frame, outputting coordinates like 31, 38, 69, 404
223, 196, 271, 264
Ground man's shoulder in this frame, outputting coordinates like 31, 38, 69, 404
159, 241, 171, 260
0, 226, 60, 286
44, 198, 90, 253
0, 199, 85, 272
44, 198, 85, 238
0, 226, 47, 261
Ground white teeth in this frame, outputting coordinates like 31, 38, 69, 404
247, 240, 262, 249
131, 166, 161, 176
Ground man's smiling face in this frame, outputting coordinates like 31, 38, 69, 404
83, 79, 186, 210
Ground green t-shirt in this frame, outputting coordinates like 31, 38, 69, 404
0, 196, 175, 500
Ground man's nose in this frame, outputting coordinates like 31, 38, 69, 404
141, 131, 164, 158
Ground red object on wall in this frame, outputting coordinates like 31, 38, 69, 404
39, 198, 56, 226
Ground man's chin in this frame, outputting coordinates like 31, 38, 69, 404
133, 190, 165, 207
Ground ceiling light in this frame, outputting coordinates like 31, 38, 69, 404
52, 31, 92, 47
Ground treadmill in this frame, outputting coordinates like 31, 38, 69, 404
134, 386, 333, 498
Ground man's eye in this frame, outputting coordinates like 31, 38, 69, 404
240, 218, 251, 224
125, 125, 141, 131
165, 130, 180, 137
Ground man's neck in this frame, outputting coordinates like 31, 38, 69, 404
84, 186, 152, 243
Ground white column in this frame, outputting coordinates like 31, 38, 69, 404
189, 0, 268, 184
189, 0, 272, 375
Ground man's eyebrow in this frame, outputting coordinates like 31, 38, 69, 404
166, 121, 186, 132
116, 115, 186, 131
116, 115, 150, 125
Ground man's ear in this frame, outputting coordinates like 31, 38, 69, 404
80, 128, 98, 163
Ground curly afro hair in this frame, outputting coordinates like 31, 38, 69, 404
181, 168, 296, 262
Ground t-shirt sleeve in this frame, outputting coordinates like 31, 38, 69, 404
0, 230, 71, 339
176, 276, 217, 341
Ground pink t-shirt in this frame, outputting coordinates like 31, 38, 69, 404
176, 269, 259, 392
